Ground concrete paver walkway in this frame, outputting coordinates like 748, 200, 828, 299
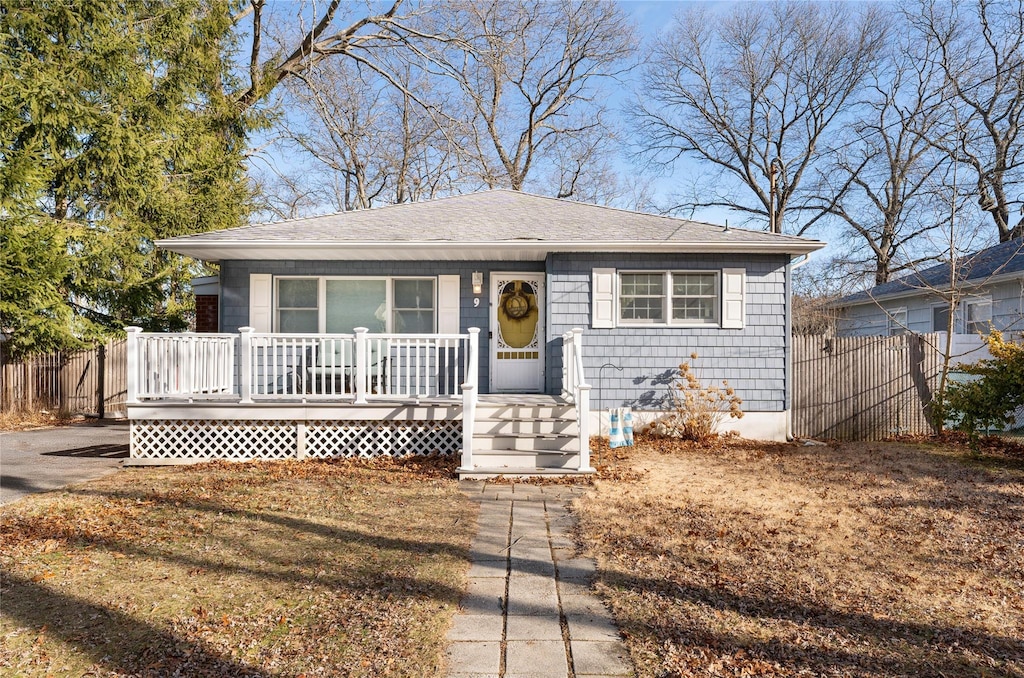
446, 481, 633, 678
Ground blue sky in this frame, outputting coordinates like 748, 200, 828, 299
248, 2, 802, 240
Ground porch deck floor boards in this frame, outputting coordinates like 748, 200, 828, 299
134, 394, 569, 406
445, 481, 633, 678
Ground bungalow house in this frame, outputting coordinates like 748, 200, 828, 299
128, 190, 824, 476
834, 237, 1024, 339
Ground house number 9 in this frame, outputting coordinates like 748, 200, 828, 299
474, 298, 480, 307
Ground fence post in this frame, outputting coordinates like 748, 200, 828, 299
97, 343, 106, 419
25, 359, 34, 411
239, 327, 254, 404
354, 327, 368, 404
125, 327, 142, 404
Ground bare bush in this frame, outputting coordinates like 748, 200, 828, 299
650, 352, 744, 443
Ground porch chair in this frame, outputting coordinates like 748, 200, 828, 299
306, 339, 387, 395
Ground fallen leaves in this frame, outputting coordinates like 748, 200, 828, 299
1, 498, 145, 553
574, 439, 1024, 677
0, 458, 474, 677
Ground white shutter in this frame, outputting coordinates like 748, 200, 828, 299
249, 273, 273, 332
592, 268, 616, 329
721, 268, 746, 329
437, 275, 461, 333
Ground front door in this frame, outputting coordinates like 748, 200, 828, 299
490, 273, 545, 392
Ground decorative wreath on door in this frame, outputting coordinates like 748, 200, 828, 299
502, 289, 531, 319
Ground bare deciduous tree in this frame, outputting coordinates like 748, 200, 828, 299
811, 32, 952, 285
231, 0, 438, 111
422, 0, 635, 191
635, 1, 886, 234
277, 61, 465, 212
910, 0, 1024, 242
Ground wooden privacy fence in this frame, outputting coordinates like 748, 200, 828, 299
792, 333, 957, 441
1, 339, 127, 418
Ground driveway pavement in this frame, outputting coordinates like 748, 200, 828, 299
0, 421, 129, 504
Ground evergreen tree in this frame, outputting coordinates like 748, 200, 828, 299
0, 0, 253, 358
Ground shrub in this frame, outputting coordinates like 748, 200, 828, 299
650, 352, 743, 443
943, 331, 1024, 442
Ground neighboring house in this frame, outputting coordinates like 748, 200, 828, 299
834, 237, 1024, 339
128, 190, 823, 475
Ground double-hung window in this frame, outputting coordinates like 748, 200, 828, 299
393, 279, 435, 333
963, 297, 992, 335
276, 279, 319, 332
932, 304, 951, 333
619, 272, 719, 325
274, 277, 436, 333
619, 273, 665, 322
886, 308, 908, 335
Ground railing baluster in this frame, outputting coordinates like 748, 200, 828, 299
456, 339, 463, 393
129, 331, 480, 404
414, 339, 420, 396
437, 340, 443, 396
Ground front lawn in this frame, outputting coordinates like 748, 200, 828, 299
0, 458, 475, 677
574, 436, 1024, 677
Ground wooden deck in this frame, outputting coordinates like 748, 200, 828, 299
125, 328, 593, 474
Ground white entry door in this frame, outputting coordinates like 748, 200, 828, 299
490, 273, 545, 392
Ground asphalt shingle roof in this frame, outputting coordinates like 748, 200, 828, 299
160, 189, 817, 248
838, 236, 1024, 305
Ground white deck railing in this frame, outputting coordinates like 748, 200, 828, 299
126, 329, 236, 400
561, 328, 594, 472
126, 326, 480, 407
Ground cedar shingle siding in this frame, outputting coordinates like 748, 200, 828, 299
545, 253, 789, 413
221, 252, 790, 414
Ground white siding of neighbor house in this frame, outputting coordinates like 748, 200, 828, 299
837, 277, 1024, 338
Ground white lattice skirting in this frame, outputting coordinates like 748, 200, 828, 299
130, 419, 462, 461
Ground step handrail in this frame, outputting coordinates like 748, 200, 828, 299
564, 328, 594, 472
459, 328, 480, 472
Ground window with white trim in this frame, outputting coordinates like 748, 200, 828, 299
963, 297, 992, 335
618, 272, 719, 325
886, 308, 907, 336
276, 278, 319, 332
274, 277, 435, 333
932, 304, 951, 333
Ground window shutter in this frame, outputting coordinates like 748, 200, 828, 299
721, 268, 746, 329
437, 275, 461, 334
592, 268, 616, 329
249, 273, 273, 332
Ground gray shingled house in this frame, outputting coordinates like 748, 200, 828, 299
125, 190, 824, 475
834, 237, 1024, 338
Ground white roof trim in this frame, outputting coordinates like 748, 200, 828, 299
159, 239, 826, 262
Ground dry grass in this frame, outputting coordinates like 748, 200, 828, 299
0, 409, 86, 432
0, 457, 475, 677
573, 435, 1024, 677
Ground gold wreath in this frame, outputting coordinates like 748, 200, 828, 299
502, 290, 531, 319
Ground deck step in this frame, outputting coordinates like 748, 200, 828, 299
473, 434, 579, 451
474, 417, 579, 435
468, 449, 581, 469
458, 466, 595, 479
474, 404, 577, 420
469, 396, 582, 476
